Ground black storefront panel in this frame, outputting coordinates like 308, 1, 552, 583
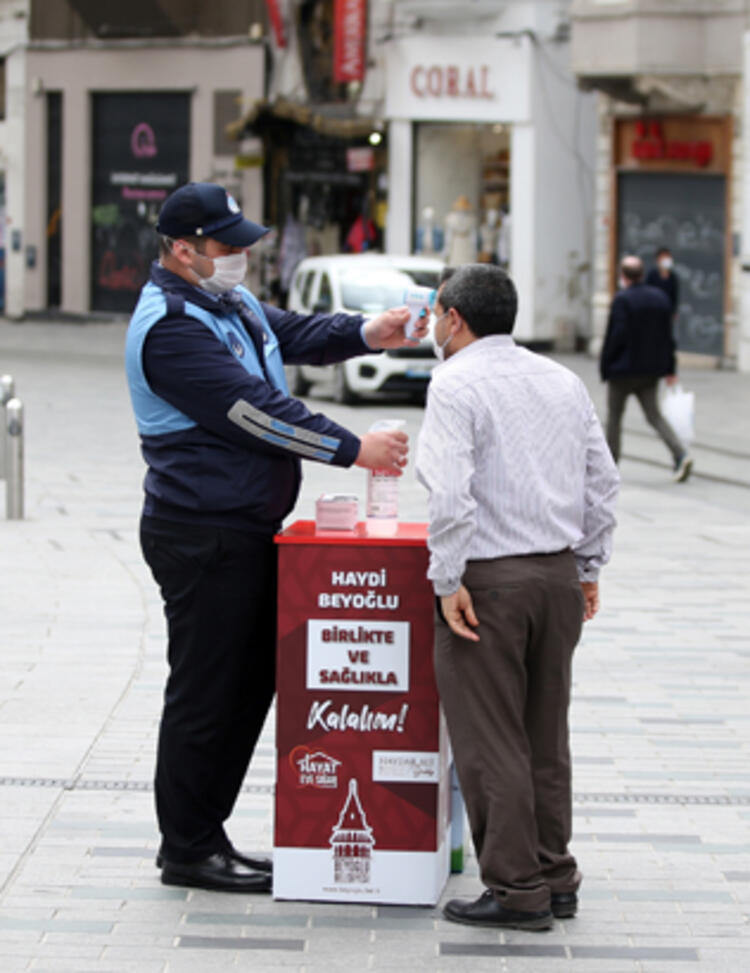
91, 92, 189, 312
617, 171, 726, 357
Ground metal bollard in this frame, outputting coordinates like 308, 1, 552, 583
1, 374, 15, 480
5, 398, 24, 520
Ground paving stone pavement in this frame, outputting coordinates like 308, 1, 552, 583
1, 319, 749, 972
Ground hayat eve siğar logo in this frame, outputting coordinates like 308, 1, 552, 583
290, 745, 341, 789
131, 122, 158, 159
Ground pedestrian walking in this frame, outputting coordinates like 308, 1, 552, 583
415, 264, 619, 930
645, 246, 679, 314
601, 255, 693, 482
125, 182, 423, 893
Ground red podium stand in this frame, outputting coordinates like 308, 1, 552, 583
273, 520, 450, 905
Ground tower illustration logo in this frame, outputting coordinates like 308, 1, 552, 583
329, 778, 375, 883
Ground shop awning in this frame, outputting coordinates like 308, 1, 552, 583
226, 96, 379, 143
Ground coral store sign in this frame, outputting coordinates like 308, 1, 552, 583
410, 65, 494, 100
386, 37, 531, 122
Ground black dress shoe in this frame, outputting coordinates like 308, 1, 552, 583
155, 847, 272, 874
443, 890, 553, 930
160, 851, 272, 893
227, 848, 272, 873
551, 891, 578, 918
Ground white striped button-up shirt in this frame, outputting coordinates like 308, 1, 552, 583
415, 335, 619, 596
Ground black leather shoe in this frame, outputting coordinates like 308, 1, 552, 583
443, 890, 553, 930
227, 848, 272, 873
551, 891, 578, 918
160, 851, 272, 893
156, 847, 272, 874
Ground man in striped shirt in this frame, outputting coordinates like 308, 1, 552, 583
416, 264, 619, 930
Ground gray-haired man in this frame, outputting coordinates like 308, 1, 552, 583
416, 264, 619, 930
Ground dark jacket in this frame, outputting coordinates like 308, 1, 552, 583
600, 282, 676, 382
645, 267, 679, 312
126, 263, 369, 533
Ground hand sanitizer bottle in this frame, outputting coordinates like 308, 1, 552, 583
366, 419, 406, 537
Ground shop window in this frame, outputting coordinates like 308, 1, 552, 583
314, 272, 333, 313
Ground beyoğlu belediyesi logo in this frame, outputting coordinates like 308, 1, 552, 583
330, 779, 375, 884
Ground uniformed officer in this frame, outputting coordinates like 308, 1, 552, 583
126, 182, 422, 892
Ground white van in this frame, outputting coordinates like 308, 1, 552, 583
286, 253, 445, 403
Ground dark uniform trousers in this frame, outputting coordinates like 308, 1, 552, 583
434, 551, 584, 913
140, 515, 277, 864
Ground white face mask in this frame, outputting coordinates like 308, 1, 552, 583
194, 251, 248, 294
431, 311, 453, 362
658, 257, 673, 271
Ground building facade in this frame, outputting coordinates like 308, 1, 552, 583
571, 0, 749, 369
0, 0, 597, 351
380, 0, 598, 346
0, 0, 267, 317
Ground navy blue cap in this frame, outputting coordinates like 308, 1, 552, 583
156, 182, 269, 247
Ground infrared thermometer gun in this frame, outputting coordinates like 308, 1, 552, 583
403, 286, 436, 343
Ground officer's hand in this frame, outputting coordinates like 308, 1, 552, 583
441, 586, 480, 642
364, 307, 426, 349
354, 430, 408, 474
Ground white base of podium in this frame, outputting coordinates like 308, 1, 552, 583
273, 829, 450, 905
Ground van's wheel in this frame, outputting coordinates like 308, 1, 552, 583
290, 366, 311, 396
333, 365, 358, 405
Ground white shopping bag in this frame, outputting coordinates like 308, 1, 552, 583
661, 382, 695, 445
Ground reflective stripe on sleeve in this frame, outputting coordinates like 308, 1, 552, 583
227, 399, 339, 463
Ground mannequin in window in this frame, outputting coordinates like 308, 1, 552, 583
478, 209, 500, 264
443, 195, 478, 266
416, 205, 443, 256
496, 208, 511, 268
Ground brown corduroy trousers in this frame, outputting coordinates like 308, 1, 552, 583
434, 551, 584, 912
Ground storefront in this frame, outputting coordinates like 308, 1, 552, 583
2, 41, 264, 317
231, 98, 388, 305
383, 33, 597, 346
612, 115, 732, 358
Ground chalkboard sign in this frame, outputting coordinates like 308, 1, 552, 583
617, 171, 726, 357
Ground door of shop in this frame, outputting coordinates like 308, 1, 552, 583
617, 171, 726, 357
91, 93, 189, 312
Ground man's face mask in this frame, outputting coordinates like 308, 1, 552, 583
431, 311, 453, 362
658, 257, 673, 271
181, 244, 248, 294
